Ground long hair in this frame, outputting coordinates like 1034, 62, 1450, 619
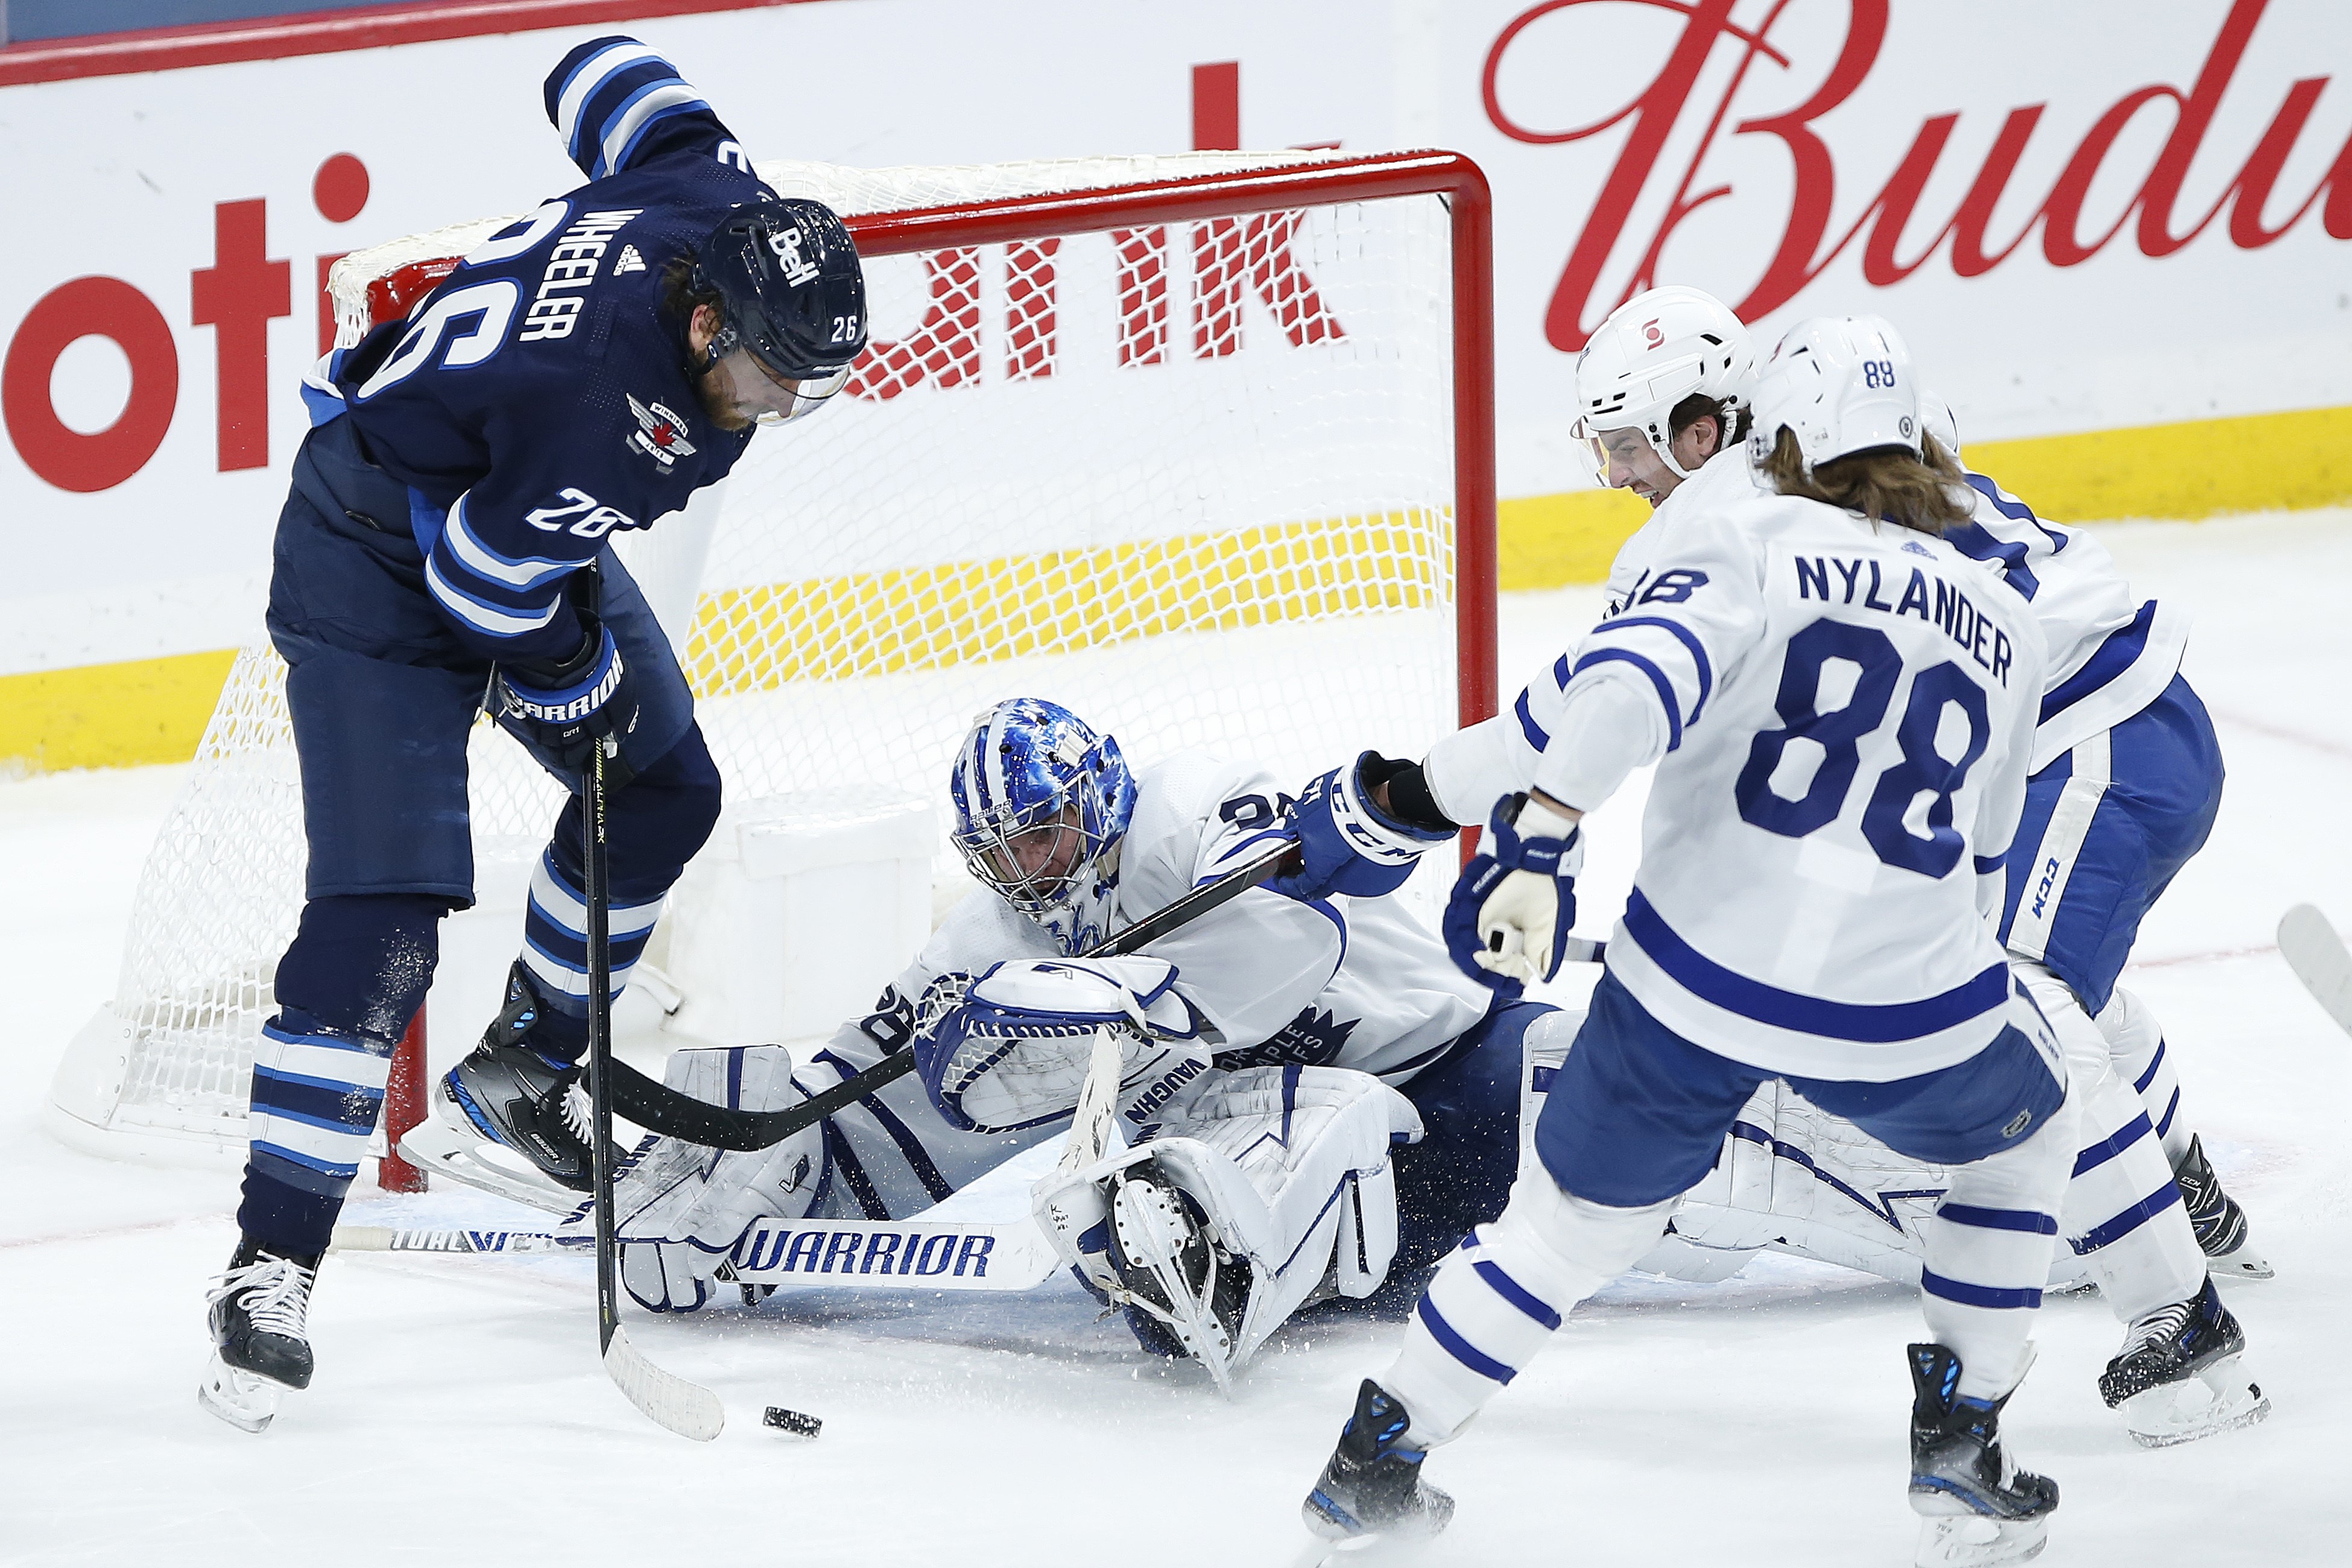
1759, 426, 1975, 536
659, 256, 725, 333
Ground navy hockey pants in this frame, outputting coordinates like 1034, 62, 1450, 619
1535, 970, 2065, 1210
238, 419, 721, 1256
1997, 675, 2222, 1014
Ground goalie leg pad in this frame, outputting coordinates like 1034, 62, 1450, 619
1035, 1066, 1420, 1377
615, 1045, 824, 1312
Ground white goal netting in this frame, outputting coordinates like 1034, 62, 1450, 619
49, 151, 1484, 1160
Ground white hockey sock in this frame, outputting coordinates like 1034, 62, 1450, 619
2097, 985, 2193, 1165
2021, 966, 2205, 1320
1920, 1091, 2075, 1403
1382, 1174, 1673, 1444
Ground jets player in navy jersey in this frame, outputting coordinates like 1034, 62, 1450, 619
196, 36, 867, 1433
1285, 319, 2076, 1567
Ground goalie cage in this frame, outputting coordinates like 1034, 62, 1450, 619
45, 148, 1499, 1174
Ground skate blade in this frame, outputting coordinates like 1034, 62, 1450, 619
2207, 1242, 2275, 1282
2120, 1355, 2272, 1448
397, 1101, 582, 1214
1112, 1180, 1237, 1397
1916, 1514, 2047, 1568
197, 1351, 280, 1434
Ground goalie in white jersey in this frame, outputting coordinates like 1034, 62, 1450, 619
1288, 318, 2079, 1568
604, 697, 1551, 1387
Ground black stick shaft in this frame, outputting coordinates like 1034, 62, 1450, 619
586, 744, 619, 1355
604, 838, 1301, 1151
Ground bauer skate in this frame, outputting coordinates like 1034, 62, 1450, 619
1300, 1378, 1455, 1549
2172, 1136, 2272, 1280
1908, 1343, 2058, 1568
2099, 1278, 2270, 1447
396, 963, 616, 1212
1106, 1159, 1250, 1395
197, 1237, 319, 1434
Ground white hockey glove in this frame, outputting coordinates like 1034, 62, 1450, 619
612, 1045, 825, 1312
1031, 1066, 1422, 1379
1444, 794, 1584, 989
912, 958, 1206, 1134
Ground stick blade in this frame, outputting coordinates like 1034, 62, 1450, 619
603, 1324, 724, 1441
2280, 903, 2352, 1038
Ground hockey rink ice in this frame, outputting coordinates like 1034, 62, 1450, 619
4, 509, 2347, 1566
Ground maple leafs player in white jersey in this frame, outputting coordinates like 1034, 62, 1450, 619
1286, 318, 2078, 1567
600, 698, 1554, 1389
1550, 285, 2269, 1450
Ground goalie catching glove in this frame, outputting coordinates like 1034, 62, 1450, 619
605, 1044, 824, 1312
912, 958, 1209, 1134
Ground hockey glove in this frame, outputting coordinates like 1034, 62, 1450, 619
912, 959, 1198, 1134
1443, 794, 1583, 990
1272, 751, 1455, 902
491, 604, 639, 787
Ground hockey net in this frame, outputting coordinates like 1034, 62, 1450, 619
48, 150, 1497, 1163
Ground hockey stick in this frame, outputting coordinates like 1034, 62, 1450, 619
586, 744, 726, 1441
333, 1217, 1061, 1291
592, 836, 1304, 1153
2279, 903, 2352, 1039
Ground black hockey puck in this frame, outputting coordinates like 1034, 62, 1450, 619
762, 1405, 821, 1439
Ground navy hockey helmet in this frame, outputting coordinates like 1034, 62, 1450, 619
949, 699, 1138, 956
689, 197, 868, 423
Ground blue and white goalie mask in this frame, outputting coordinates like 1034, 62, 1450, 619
949, 699, 1137, 956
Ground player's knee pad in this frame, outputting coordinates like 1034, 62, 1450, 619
1484, 1170, 1677, 1301
596, 724, 725, 899
616, 1044, 823, 1312
271, 893, 447, 1040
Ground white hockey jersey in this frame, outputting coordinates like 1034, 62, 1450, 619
1429, 488, 2047, 1081
1944, 470, 2189, 773
797, 751, 1493, 1219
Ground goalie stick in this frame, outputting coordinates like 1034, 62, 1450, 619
332, 1218, 1062, 1291
2280, 903, 2352, 1039
585, 744, 726, 1442
589, 836, 1306, 1154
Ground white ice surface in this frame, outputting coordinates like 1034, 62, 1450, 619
4, 511, 2350, 1565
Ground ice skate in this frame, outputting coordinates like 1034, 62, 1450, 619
1908, 1343, 2058, 1568
396, 963, 615, 1211
1300, 1377, 1454, 1551
2172, 1136, 2272, 1280
197, 1237, 319, 1434
1106, 1159, 1250, 1395
2099, 1278, 2270, 1447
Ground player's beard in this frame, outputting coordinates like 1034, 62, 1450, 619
694, 361, 751, 432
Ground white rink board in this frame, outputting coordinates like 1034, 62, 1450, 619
7, 0, 2352, 671
3, 514, 2349, 1564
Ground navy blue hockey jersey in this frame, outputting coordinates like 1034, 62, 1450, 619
310, 37, 772, 665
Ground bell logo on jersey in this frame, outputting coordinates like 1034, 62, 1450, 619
768, 226, 821, 287
625, 394, 698, 471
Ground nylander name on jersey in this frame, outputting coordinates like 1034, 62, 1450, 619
307, 36, 770, 666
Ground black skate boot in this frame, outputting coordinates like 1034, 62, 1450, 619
1301, 1378, 1455, 1546
430, 962, 615, 1196
2172, 1136, 2272, 1280
197, 1236, 320, 1434
2098, 1277, 2270, 1447
1106, 1160, 1253, 1393
1908, 1343, 2057, 1567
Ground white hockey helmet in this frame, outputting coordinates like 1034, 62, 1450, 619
1746, 314, 1923, 477
1573, 285, 1756, 479
1918, 388, 1962, 464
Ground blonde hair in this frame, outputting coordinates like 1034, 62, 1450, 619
1760, 426, 1975, 536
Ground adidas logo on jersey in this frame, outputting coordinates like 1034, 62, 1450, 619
614, 244, 646, 274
